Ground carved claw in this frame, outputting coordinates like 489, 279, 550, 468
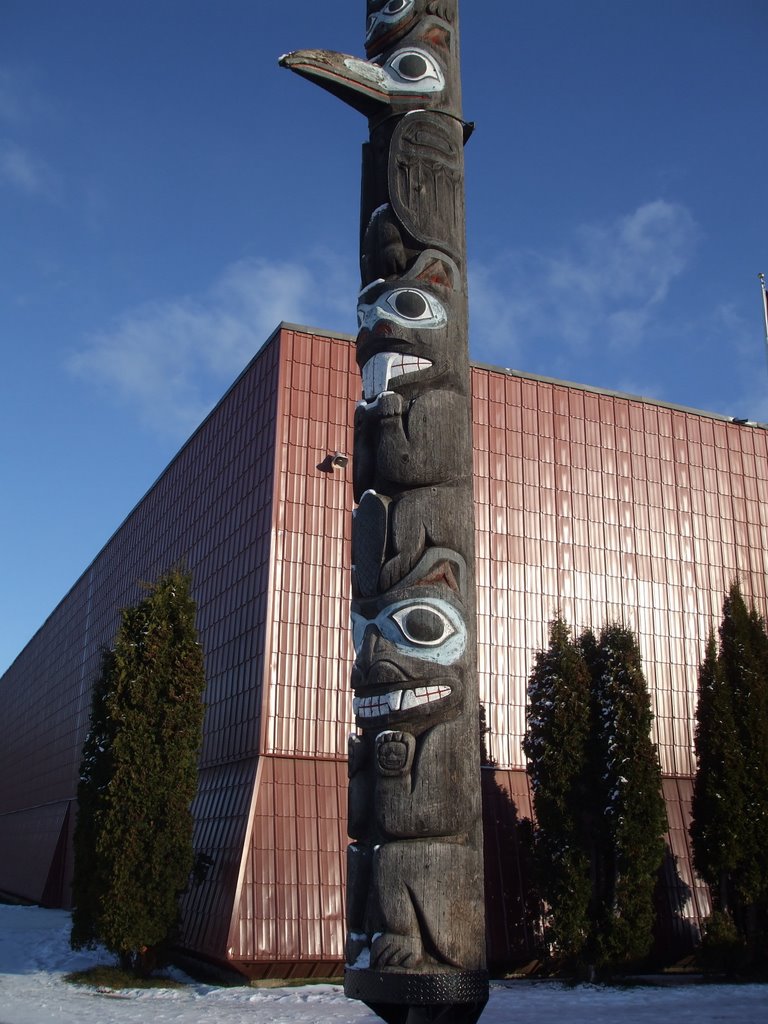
375, 391, 404, 418
371, 931, 424, 969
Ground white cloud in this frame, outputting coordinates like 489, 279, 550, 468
469, 199, 700, 365
0, 139, 55, 197
0, 67, 58, 198
68, 253, 357, 435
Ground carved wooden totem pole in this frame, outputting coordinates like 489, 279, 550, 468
281, 4, 488, 1021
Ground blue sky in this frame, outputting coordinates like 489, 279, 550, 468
1, 1, 766, 675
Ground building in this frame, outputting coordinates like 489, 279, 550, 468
2, 323, 767, 976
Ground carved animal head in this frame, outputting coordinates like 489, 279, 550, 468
350, 548, 470, 733
365, 0, 456, 59
356, 248, 467, 401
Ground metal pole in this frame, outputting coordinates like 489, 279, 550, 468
759, 273, 768, 378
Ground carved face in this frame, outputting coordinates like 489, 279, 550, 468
365, 0, 456, 60
350, 556, 470, 731
356, 280, 447, 400
365, 0, 419, 58
355, 251, 465, 402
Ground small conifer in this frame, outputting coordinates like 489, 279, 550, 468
523, 617, 592, 959
690, 630, 745, 913
70, 568, 206, 974
524, 618, 666, 971
691, 581, 768, 963
589, 623, 667, 967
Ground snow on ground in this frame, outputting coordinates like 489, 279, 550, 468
0, 904, 765, 1024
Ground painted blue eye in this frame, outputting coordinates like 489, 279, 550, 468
387, 289, 429, 321
357, 285, 447, 333
391, 605, 455, 646
390, 51, 438, 83
351, 599, 467, 665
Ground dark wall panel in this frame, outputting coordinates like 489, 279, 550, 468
0, 334, 282, 928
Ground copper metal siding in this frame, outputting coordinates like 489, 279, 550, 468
231, 755, 346, 964
472, 366, 768, 776
264, 330, 356, 760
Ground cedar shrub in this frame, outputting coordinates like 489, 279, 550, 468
523, 617, 592, 960
70, 568, 206, 974
691, 581, 768, 965
524, 618, 666, 971
589, 623, 666, 968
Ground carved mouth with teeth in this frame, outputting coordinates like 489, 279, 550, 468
353, 683, 452, 719
361, 352, 432, 401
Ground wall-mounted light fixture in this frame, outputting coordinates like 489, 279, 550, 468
317, 451, 350, 473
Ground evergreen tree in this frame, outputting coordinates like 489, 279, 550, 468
71, 648, 118, 950
718, 584, 768, 917
589, 623, 667, 967
691, 581, 768, 961
523, 617, 592, 959
70, 568, 206, 974
524, 619, 666, 970
690, 631, 745, 914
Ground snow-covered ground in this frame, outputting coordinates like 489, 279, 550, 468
0, 904, 765, 1024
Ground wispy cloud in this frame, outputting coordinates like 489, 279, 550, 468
469, 199, 701, 369
68, 253, 357, 435
0, 67, 58, 199
0, 139, 55, 198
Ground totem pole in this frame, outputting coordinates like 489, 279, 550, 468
281, 4, 488, 1021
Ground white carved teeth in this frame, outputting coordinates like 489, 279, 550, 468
353, 684, 451, 718
353, 689, 403, 718
361, 352, 433, 400
401, 685, 452, 710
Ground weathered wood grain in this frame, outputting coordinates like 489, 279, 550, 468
281, 3, 488, 1019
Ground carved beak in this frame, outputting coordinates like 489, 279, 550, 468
279, 48, 444, 117
278, 50, 390, 118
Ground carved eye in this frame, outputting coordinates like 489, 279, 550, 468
391, 605, 456, 647
358, 284, 446, 334
367, 0, 413, 39
387, 289, 429, 321
388, 50, 442, 84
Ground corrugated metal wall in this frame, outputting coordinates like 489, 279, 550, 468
470, 369, 768, 775
262, 329, 355, 759
227, 329, 355, 973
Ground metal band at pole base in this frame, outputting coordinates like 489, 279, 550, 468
345, 967, 490, 1023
